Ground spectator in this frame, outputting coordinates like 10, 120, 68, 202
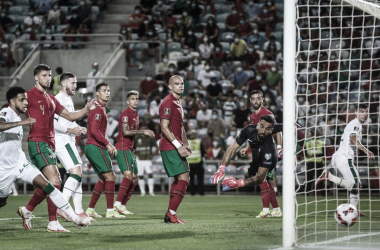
223, 94, 237, 126
196, 104, 212, 128
207, 109, 226, 139
186, 130, 205, 196
243, 44, 260, 69
198, 35, 214, 60
150, 81, 168, 101
247, 71, 265, 94
45, 2, 63, 26
155, 54, 170, 77
188, 0, 204, 23
203, 16, 219, 44
206, 77, 223, 105
137, 17, 151, 38
245, 0, 262, 22
181, 28, 197, 51
210, 44, 226, 69
172, 0, 189, 15
188, 87, 205, 118
0, 43, 9, 66
197, 62, 216, 88
220, 55, 236, 80
140, 0, 157, 15
256, 56, 272, 73
177, 45, 193, 70
68, 10, 82, 31
256, 5, 275, 32
76, 0, 92, 32
11, 27, 25, 65
231, 97, 251, 129
105, 113, 118, 145
149, 95, 162, 118
171, 18, 187, 43
225, 6, 240, 32
86, 62, 102, 97
206, 137, 225, 160
163, 63, 180, 85
129, 5, 147, 30
37, 0, 55, 15
299, 62, 318, 84
247, 25, 267, 50
140, 72, 158, 100
270, 103, 283, 123
0, 9, 16, 32
265, 0, 278, 21
230, 33, 247, 60
140, 26, 160, 69
187, 56, 203, 80
226, 126, 237, 147
152, 1, 170, 18
40, 25, 56, 49
163, 10, 176, 30
263, 35, 281, 60
228, 62, 249, 90
236, 16, 253, 40
181, 9, 193, 28
51, 67, 62, 95
24, 8, 42, 33
266, 64, 282, 88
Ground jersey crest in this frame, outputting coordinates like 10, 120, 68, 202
354, 126, 359, 131
164, 108, 171, 115
95, 114, 101, 120
265, 153, 272, 160
122, 116, 128, 122
0, 112, 7, 117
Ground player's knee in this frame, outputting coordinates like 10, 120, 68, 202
244, 171, 249, 179
256, 174, 266, 184
138, 175, 144, 180
147, 173, 153, 178
70, 166, 82, 177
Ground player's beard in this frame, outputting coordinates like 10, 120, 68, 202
38, 80, 50, 90
252, 103, 261, 110
257, 133, 269, 141
16, 105, 26, 114
66, 86, 74, 96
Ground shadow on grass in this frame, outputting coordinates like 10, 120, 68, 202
99, 230, 196, 243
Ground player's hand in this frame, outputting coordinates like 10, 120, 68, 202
209, 165, 227, 184
178, 146, 189, 157
79, 126, 87, 135
143, 130, 155, 138
184, 144, 192, 154
86, 99, 100, 111
240, 147, 248, 156
277, 149, 283, 159
68, 127, 81, 136
20, 117, 36, 126
366, 149, 375, 160
106, 144, 117, 157
221, 177, 245, 191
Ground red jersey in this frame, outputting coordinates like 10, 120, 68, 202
250, 107, 276, 125
159, 93, 184, 151
85, 102, 109, 148
26, 87, 65, 149
115, 107, 139, 151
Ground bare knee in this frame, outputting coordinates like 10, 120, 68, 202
69, 166, 82, 177
256, 174, 266, 184
103, 171, 116, 181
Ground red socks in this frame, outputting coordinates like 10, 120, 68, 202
268, 182, 279, 208
104, 181, 115, 209
26, 187, 46, 211
168, 180, 178, 210
169, 180, 188, 212
116, 178, 132, 203
260, 182, 271, 209
89, 180, 104, 209
46, 185, 60, 221
122, 184, 136, 206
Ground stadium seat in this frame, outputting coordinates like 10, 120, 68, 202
153, 23, 163, 33
168, 51, 181, 60
91, 6, 99, 16
216, 13, 229, 24
56, 25, 68, 33
7, 25, 19, 34
225, 165, 236, 174
137, 108, 147, 117
60, 6, 69, 15
270, 31, 283, 43
138, 100, 146, 108
194, 32, 203, 39
158, 33, 167, 42
218, 79, 232, 87
236, 165, 250, 175
15, 0, 30, 5
16, 15, 27, 26
131, 42, 149, 51
131, 33, 139, 40
217, 22, 226, 32
275, 23, 283, 32
7, 15, 16, 22
233, 89, 243, 98
166, 42, 182, 53
197, 128, 208, 138
5, 34, 15, 44
188, 80, 198, 87
218, 5, 234, 14
211, 70, 221, 80
201, 14, 215, 23
220, 32, 234, 42
188, 119, 197, 129
214, 0, 226, 3
321, 30, 334, 39
219, 42, 230, 52
276, 3, 284, 14
8, 6, 24, 15
245, 70, 254, 78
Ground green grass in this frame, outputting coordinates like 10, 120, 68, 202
1, 194, 379, 249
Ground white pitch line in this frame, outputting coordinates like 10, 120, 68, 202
0, 217, 43, 221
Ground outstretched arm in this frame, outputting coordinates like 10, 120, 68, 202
0, 117, 36, 132
59, 99, 98, 122
351, 134, 375, 160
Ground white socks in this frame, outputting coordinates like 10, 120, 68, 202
273, 207, 281, 212
263, 208, 270, 212
138, 179, 146, 194
62, 176, 79, 201
350, 193, 359, 208
328, 172, 354, 191
72, 183, 84, 214
114, 201, 121, 206
148, 178, 154, 194
49, 188, 78, 222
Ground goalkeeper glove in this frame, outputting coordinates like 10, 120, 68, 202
209, 165, 226, 184
277, 149, 283, 159
221, 177, 245, 191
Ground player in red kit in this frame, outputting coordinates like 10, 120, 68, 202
113, 90, 155, 215
159, 75, 191, 224
84, 83, 123, 218
241, 90, 282, 218
18, 64, 98, 232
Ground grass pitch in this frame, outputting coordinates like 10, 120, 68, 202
0, 195, 283, 250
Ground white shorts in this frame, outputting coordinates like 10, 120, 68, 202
55, 139, 82, 171
332, 153, 361, 185
136, 157, 153, 175
0, 159, 41, 198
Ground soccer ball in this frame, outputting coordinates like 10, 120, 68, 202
334, 204, 358, 227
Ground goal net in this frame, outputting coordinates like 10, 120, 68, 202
294, 0, 380, 248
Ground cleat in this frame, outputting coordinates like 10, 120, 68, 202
106, 210, 126, 218
77, 212, 96, 221
256, 210, 271, 218
114, 205, 133, 215
315, 169, 329, 188
140, 193, 146, 197
270, 210, 282, 218
86, 208, 102, 218
72, 215, 92, 229
47, 221, 70, 233
164, 212, 186, 224
149, 193, 156, 196
357, 211, 368, 217
17, 206, 33, 229
57, 208, 72, 222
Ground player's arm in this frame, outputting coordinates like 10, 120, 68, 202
160, 118, 189, 157
59, 99, 98, 122
54, 116, 81, 136
182, 127, 192, 154
88, 112, 116, 156
350, 134, 375, 160
0, 117, 36, 131
122, 123, 155, 137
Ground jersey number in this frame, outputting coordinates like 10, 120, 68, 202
40, 105, 45, 115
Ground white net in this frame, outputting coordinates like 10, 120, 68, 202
295, 0, 380, 248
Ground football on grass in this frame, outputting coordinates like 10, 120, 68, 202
334, 204, 358, 227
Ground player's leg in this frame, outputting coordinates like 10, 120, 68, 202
197, 162, 205, 195
136, 157, 146, 196
254, 166, 271, 218
272, 170, 278, 193
0, 168, 16, 210
325, 154, 355, 190
114, 150, 134, 215
189, 164, 196, 195
145, 160, 155, 196
102, 170, 124, 218
120, 173, 138, 212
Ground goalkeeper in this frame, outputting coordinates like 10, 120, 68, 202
210, 115, 282, 192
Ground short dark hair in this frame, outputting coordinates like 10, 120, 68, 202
34, 64, 51, 76
259, 115, 274, 125
251, 90, 263, 97
96, 83, 109, 92
358, 103, 368, 110
127, 90, 139, 98
6, 86, 26, 103
60, 72, 76, 84
56, 67, 63, 74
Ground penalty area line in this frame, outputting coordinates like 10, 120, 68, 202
0, 217, 43, 221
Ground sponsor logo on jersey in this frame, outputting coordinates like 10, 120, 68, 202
265, 153, 272, 160
38, 100, 43, 103
95, 114, 101, 120
0, 112, 7, 117
164, 108, 171, 115
48, 154, 54, 159
122, 116, 128, 122
263, 161, 272, 165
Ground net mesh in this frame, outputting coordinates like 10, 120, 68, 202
295, 0, 380, 247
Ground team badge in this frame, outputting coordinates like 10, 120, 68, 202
164, 108, 171, 115
354, 126, 359, 131
0, 190, 4, 195
122, 116, 128, 122
264, 153, 272, 160
0, 112, 6, 117
95, 114, 101, 120
48, 154, 54, 159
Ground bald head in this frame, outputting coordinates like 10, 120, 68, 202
168, 75, 184, 98
168, 75, 183, 86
